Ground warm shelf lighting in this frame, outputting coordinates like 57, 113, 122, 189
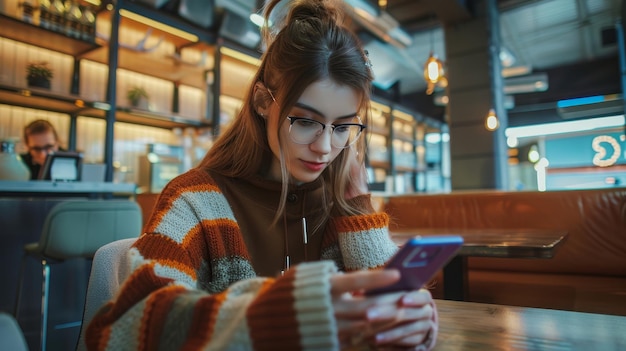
485, 108, 499, 131
120, 9, 199, 42
220, 47, 260, 67
378, 0, 387, 10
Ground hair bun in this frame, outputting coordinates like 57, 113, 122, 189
262, 0, 344, 48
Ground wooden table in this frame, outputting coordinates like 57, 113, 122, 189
435, 299, 626, 350
390, 228, 568, 301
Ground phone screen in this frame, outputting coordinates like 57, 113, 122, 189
366, 235, 463, 295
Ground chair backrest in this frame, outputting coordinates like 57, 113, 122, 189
0, 312, 29, 351
76, 237, 137, 351
39, 200, 142, 260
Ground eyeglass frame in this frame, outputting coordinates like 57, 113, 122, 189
287, 116, 366, 148
28, 143, 57, 153
265, 88, 368, 149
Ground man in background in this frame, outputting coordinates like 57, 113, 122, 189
20, 119, 61, 180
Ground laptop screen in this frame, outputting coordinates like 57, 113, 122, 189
38, 151, 83, 181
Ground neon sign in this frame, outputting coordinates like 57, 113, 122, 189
592, 135, 623, 167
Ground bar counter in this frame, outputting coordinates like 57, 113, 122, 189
0, 180, 136, 196
0, 180, 137, 350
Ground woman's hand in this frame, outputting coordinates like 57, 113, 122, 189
330, 270, 436, 350
366, 289, 436, 350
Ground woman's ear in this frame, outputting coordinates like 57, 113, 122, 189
253, 82, 270, 118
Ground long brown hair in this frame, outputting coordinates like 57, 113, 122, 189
199, 0, 374, 221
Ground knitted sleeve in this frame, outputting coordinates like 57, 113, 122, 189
328, 194, 398, 271
86, 170, 340, 351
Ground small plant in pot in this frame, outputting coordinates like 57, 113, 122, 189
26, 61, 54, 89
127, 86, 150, 109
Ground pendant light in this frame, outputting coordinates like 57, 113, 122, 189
424, 28, 445, 95
485, 108, 499, 131
378, 0, 387, 10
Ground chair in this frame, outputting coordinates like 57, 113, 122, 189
76, 237, 137, 351
14, 200, 142, 351
0, 312, 29, 351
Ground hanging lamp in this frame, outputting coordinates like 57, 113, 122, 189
485, 108, 500, 131
424, 27, 445, 95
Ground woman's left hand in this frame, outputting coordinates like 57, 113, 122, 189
363, 289, 437, 350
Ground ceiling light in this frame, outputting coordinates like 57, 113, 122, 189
249, 13, 272, 28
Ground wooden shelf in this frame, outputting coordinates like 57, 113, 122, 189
0, 84, 108, 117
0, 84, 211, 129
393, 132, 415, 143
83, 8, 218, 89
115, 107, 212, 129
369, 160, 390, 169
82, 45, 212, 89
0, 13, 100, 56
368, 124, 389, 136
396, 166, 424, 173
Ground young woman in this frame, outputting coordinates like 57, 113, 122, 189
87, 0, 438, 350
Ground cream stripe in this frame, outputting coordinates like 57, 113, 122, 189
156, 191, 237, 244
104, 298, 147, 351
294, 261, 338, 351
204, 278, 268, 351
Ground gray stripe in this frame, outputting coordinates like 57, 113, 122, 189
157, 290, 206, 351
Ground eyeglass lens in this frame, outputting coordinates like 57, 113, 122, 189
288, 117, 364, 148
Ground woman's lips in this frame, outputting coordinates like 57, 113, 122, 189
301, 160, 326, 172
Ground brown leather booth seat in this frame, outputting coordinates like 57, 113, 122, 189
383, 188, 626, 315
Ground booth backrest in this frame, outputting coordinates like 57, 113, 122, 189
384, 188, 626, 276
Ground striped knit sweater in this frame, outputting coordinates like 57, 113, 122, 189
86, 168, 411, 350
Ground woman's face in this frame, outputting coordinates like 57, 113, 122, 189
266, 79, 361, 184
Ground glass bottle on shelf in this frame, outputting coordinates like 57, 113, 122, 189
20, 0, 37, 24
39, 0, 52, 29
49, 0, 65, 33
64, 0, 81, 38
79, 4, 96, 42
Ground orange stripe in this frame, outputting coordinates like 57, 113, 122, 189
333, 212, 388, 233
180, 290, 229, 350
139, 285, 187, 351
135, 234, 198, 279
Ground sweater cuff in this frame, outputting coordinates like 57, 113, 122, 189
247, 261, 338, 351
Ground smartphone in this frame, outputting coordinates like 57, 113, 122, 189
366, 235, 464, 295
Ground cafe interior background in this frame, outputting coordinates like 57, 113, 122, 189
0, 0, 624, 193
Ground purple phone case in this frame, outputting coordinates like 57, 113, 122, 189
366, 235, 463, 295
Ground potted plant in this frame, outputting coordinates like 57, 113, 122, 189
26, 61, 54, 89
126, 86, 150, 109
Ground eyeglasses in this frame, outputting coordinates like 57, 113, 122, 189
29, 144, 56, 153
287, 116, 366, 148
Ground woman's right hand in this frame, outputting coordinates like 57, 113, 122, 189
330, 269, 403, 348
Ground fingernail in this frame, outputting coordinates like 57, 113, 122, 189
367, 307, 380, 320
375, 332, 388, 343
402, 295, 415, 304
